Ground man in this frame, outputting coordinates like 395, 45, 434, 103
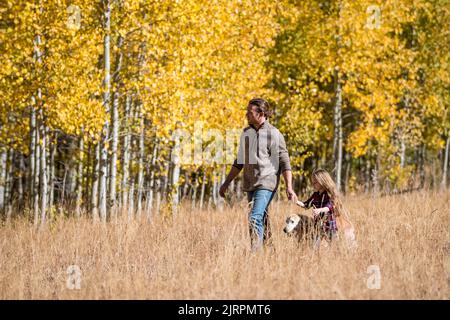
219, 98, 297, 251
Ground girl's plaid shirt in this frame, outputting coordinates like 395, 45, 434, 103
302, 191, 338, 233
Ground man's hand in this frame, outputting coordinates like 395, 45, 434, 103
219, 182, 229, 198
219, 166, 241, 198
282, 170, 297, 204
286, 188, 298, 204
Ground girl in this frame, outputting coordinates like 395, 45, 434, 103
297, 169, 356, 248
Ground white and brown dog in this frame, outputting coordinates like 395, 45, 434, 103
283, 213, 325, 244
283, 201, 358, 249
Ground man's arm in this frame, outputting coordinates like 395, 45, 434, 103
219, 165, 242, 198
282, 169, 298, 203
220, 128, 245, 198
278, 130, 298, 203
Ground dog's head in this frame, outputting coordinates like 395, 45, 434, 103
283, 214, 301, 235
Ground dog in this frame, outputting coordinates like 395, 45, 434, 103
284, 212, 358, 249
283, 213, 325, 244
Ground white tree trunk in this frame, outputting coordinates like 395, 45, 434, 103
32, 34, 43, 225
127, 99, 138, 218
171, 158, 180, 216
218, 166, 226, 210
99, 0, 111, 223
128, 176, 135, 219
145, 178, 152, 218
5, 149, 14, 220
33, 118, 40, 226
207, 185, 212, 210
39, 110, 47, 228
191, 172, 198, 210
0, 148, 6, 211
67, 166, 77, 201
230, 178, 235, 198
45, 126, 51, 210
121, 95, 131, 210
162, 158, 170, 211
91, 142, 100, 220
400, 139, 406, 168
61, 164, 67, 204
109, 90, 119, 215
372, 154, 380, 195
18, 153, 24, 208
364, 157, 370, 194
334, 2, 343, 192
155, 177, 161, 216
49, 131, 57, 210
200, 171, 206, 210
68, 138, 78, 201
29, 106, 36, 207
236, 179, 242, 199
333, 74, 343, 191
419, 144, 426, 188
163, 160, 170, 197
109, 36, 123, 215
212, 172, 218, 206
182, 172, 189, 200
137, 107, 145, 217
146, 142, 158, 220
441, 136, 450, 189
344, 152, 351, 193
76, 134, 84, 217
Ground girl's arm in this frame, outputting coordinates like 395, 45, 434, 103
312, 206, 330, 217
298, 194, 314, 209
312, 197, 334, 217
296, 200, 305, 207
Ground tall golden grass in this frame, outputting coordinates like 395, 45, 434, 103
0, 190, 449, 299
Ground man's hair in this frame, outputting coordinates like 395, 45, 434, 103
249, 98, 273, 119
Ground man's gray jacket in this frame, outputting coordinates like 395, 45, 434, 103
232, 121, 291, 192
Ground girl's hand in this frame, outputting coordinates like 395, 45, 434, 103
312, 208, 321, 217
296, 200, 305, 208
312, 207, 329, 217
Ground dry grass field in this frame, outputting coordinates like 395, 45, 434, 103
0, 190, 449, 299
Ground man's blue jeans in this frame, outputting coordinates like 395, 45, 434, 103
247, 189, 276, 250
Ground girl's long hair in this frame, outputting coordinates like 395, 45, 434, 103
312, 169, 353, 230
